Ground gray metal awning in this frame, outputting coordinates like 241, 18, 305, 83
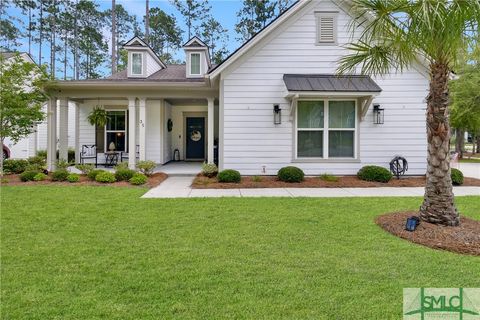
283, 74, 382, 93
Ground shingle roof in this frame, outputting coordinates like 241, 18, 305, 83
105, 65, 205, 82
283, 74, 382, 92
1, 52, 17, 59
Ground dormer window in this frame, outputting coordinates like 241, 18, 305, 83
131, 53, 143, 75
315, 12, 338, 44
190, 53, 201, 75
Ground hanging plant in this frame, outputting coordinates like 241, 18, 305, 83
87, 106, 109, 127
87, 106, 109, 152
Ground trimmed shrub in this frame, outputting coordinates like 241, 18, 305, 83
357, 165, 393, 183
36, 149, 47, 159
451, 168, 464, 186
52, 169, 69, 181
95, 171, 116, 183
87, 169, 105, 181
75, 164, 95, 175
33, 172, 48, 181
129, 173, 148, 185
218, 169, 241, 183
67, 173, 80, 183
115, 168, 136, 181
28, 156, 46, 168
136, 160, 156, 176
201, 162, 218, 178
278, 166, 304, 183
20, 170, 38, 182
3, 159, 29, 174
56, 159, 70, 170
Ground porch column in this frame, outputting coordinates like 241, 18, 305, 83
58, 98, 69, 162
207, 97, 214, 164
138, 97, 146, 161
46, 97, 57, 171
74, 102, 80, 163
128, 97, 137, 169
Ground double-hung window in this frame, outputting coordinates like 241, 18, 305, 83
131, 53, 143, 75
190, 53, 201, 75
296, 100, 356, 159
105, 111, 127, 152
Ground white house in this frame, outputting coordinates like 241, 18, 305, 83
1, 52, 76, 160
46, 0, 429, 175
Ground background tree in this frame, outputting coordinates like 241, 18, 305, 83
111, 0, 116, 74
148, 7, 183, 63
200, 17, 229, 64
0, 0, 22, 50
106, 3, 137, 71
171, 0, 210, 40
0, 54, 50, 173
235, 0, 275, 42
337, 0, 480, 226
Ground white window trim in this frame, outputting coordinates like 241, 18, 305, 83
315, 11, 338, 45
130, 52, 144, 76
104, 109, 128, 153
189, 52, 202, 77
294, 99, 358, 161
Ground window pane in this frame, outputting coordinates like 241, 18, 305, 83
132, 53, 142, 74
191, 53, 200, 74
298, 131, 323, 157
329, 131, 354, 157
329, 101, 355, 128
106, 132, 126, 152
297, 101, 324, 128
106, 111, 126, 131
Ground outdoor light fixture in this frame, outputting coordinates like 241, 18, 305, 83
373, 104, 384, 124
405, 216, 420, 232
273, 104, 281, 125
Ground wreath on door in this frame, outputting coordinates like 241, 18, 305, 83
167, 118, 173, 132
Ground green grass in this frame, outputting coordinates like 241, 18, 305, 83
459, 158, 480, 163
1, 186, 479, 320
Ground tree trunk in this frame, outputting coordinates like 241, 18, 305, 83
145, 0, 150, 44
39, 1, 43, 65
455, 128, 464, 158
419, 62, 459, 226
111, 0, 116, 75
28, 7, 32, 56
73, 3, 78, 80
477, 133, 480, 153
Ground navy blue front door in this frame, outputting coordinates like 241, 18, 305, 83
186, 117, 205, 159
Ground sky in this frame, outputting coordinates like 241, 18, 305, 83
7, 0, 245, 78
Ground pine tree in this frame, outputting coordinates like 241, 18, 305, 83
235, 0, 275, 42
171, 0, 210, 40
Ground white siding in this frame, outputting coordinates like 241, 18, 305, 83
221, 0, 429, 175
146, 53, 162, 77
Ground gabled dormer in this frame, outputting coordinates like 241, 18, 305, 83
183, 36, 211, 78
123, 36, 166, 78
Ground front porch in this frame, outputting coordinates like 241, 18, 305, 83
46, 92, 219, 171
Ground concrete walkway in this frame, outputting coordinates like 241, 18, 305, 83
142, 176, 480, 199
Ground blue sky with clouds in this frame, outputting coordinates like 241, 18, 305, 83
7, 0, 244, 78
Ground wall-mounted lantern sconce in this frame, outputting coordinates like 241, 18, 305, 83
373, 104, 384, 124
273, 104, 281, 125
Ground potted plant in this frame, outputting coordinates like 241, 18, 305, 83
87, 106, 109, 152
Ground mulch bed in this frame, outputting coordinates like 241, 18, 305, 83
376, 212, 480, 256
192, 175, 480, 189
1, 172, 168, 188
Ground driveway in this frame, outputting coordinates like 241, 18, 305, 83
457, 162, 480, 179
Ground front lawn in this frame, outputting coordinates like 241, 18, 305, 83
1, 186, 479, 319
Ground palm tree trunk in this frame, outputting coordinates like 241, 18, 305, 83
419, 62, 459, 226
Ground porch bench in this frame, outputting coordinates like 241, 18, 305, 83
80, 145, 97, 167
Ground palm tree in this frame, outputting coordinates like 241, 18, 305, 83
338, 0, 480, 226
